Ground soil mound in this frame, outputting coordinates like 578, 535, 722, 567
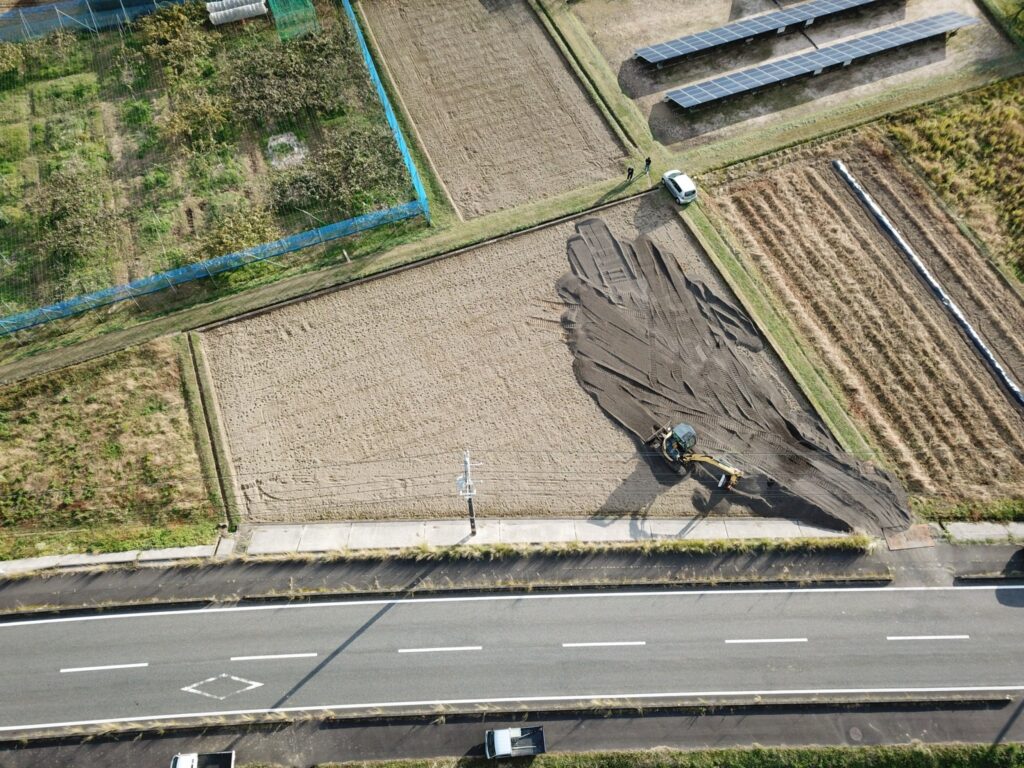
557, 217, 910, 534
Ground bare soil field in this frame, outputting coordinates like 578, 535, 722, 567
201, 195, 813, 524
705, 135, 1024, 502
571, 0, 1018, 148
360, 0, 623, 220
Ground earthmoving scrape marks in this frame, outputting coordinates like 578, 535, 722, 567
707, 147, 1024, 501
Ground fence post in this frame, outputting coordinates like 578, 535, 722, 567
19, 10, 30, 39
84, 0, 99, 34
118, 0, 129, 26
56, 7, 64, 30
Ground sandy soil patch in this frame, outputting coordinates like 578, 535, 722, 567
705, 136, 1024, 501
571, 0, 1017, 148
201, 194, 812, 523
360, 0, 623, 219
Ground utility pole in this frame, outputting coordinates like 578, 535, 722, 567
456, 450, 479, 536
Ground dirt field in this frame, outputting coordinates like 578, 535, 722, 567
705, 136, 1024, 502
571, 0, 1017, 148
360, 0, 623, 219
201, 195, 815, 524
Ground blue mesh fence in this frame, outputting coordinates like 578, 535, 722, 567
0, 200, 423, 335
340, 0, 430, 221
0, 0, 431, 337
0, 0, 184, 41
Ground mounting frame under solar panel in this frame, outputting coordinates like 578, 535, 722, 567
635, 0, 885, 66
663, 12, 978, 111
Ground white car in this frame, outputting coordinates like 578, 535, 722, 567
662, 169, 697, 204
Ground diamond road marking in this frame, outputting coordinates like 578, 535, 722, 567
182, 673, 264, 701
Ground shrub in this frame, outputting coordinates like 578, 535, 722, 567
197, 203, 280, 262
227, 26, 372, 125
30, 158, 115, 268
28, 72, 99, 116
136, 1, 217, 75
159, 81, 232, 149
271, 124, 407, 219
0, 41, 25, 79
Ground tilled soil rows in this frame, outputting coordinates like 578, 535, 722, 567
707, 137, 1024, 500
200, 195, 807, 524
360, 0, 623, 219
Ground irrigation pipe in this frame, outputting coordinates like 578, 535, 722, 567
833, 159, 1024, 410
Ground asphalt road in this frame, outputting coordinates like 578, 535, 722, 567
2, 585, 1024, 735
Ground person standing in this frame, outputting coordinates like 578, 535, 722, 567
643, 157, 652, 175
626, 166, 634, 182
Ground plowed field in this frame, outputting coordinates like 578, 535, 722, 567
707, 137, 1024, 501
361, 0, 623, 219
200, 195, 807, 524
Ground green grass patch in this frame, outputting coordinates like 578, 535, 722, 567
28, 72, 99, 117
0, 92, 30, 123
914, 496, 1024, 523
0, 123, 30, 163
308, 744, 1024, 768
0, 338, 217, 560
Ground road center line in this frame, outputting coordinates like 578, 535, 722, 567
230, 653, 319, 661
60, 662, 149, 674
887, 635, 970, 641
724, 638, 808, 644
562, 641, 646, 648
397, 646, 482, 654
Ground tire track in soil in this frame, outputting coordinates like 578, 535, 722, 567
712, 147, 1024, 502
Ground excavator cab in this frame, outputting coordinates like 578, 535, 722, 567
662, 423, 697, 461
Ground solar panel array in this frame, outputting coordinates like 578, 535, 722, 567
664, 13, 977, 110
635, 0, 882, 65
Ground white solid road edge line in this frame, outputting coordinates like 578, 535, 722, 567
397, 646, 482, 654
230, 653, 319, 661
5, 684, 1024, 733
887, 635, 970, 641
724, 638, 808, 644
562, 641, 646, 647
4, 584, 1024, 628
59, 663, 149, 674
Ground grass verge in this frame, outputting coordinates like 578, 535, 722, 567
914, 497, 1024, 524
305, 745, 1024, 768
683, 203, 875, 460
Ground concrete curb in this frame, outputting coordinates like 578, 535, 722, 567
0, 692, 1011, 743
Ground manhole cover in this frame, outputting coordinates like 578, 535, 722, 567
182, 673, 263, 700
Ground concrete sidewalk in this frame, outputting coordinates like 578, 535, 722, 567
243, 516, 844, 556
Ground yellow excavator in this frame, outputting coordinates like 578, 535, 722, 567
650, 423, 743, 490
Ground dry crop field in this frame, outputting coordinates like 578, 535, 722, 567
570, 0, 1017, 148
360, 0, 624, 219
200, 195, 809, 524
705, 135, 1024, 504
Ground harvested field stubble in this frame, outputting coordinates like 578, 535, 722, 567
360, 0, 623, 219
201, 196, 809, 524
707, 137, 1024, 503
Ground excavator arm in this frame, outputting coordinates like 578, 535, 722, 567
685, 453, 743, 489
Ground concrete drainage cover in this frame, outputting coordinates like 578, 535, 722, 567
884, 524, 935, 551
182, 673, 263, 700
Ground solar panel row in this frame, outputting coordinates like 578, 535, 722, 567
635, 0, 882, 65
663, 12, 978, 110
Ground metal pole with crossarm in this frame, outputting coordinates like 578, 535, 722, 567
456, 450, 480, 536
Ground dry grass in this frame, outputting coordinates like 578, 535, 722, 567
0, 337, 218, 558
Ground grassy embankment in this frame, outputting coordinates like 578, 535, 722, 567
242, 744, 1024, 768
0, 337, 219, 559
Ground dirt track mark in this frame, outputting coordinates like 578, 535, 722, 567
710, 140, 1024, 501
